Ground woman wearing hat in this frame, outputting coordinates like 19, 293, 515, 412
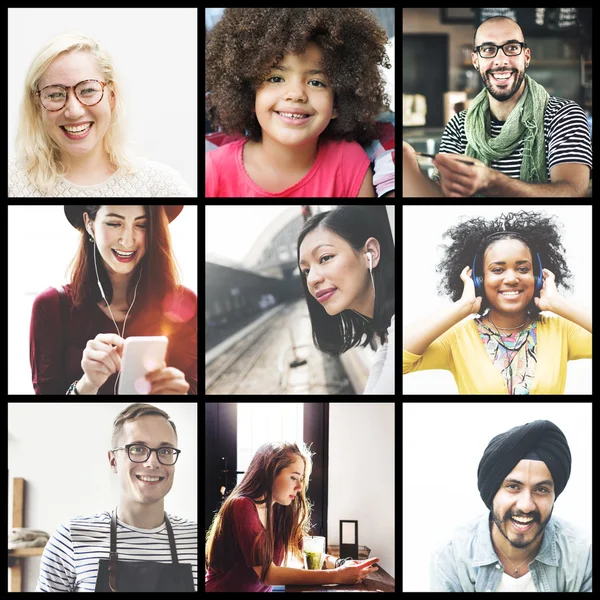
29, 205, 197, 395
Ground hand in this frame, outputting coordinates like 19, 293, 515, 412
333, 557, 380, 585
459, 266, 483, 315
432, 153, 493, 197
534, 268, 561, 311
81, 333, 124, 390
145, 363, 190, 395
402, 141, 420, 172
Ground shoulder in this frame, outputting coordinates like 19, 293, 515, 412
549, 515, 591, 545
134, 160, 195, 197
166, 513, 198, 531
32, 285, 63, 312
206, 138, 246, 166
9, 156, 42, 197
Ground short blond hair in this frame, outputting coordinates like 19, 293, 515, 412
111, 403, 178, 449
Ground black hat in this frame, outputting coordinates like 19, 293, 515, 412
64, 205, 184, 231
477, 420, 572, 511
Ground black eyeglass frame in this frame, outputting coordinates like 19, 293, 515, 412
473, 42, 528, 59
35, 79, 108, 112
111, 443, 182, 465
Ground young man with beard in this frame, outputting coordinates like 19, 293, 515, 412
430, 420, 591, 592
403, 16, 592, 197
36, 404, 197, 592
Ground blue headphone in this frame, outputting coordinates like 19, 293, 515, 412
471, 232, 544, 297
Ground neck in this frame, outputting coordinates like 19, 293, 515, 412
117, 500, 165, 529
350, 284, 375, 319
491, 520, 541, 570
486, 307, 529, 331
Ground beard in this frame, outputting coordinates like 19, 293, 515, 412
490, 505, 553, 549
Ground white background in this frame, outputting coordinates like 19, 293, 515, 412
402, 402, 592, 592
402, 205, 592, 394
8, 8, 198, 195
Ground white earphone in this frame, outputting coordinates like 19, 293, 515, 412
366, 251, 373, 273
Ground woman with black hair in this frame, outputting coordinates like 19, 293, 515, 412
403, 211, 591, 394
297, 206, 395, 394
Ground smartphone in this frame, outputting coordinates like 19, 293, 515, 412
117, 336, 169, 395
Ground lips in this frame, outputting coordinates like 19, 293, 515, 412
316, 287, 336, 299
275, 109, 313, 116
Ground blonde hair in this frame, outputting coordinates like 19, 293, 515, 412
15, 32, 142, 195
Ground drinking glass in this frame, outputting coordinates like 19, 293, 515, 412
303, 536, 326, 570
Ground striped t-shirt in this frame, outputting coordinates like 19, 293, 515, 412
432, 96, 593, 184
36, 511, 197, 592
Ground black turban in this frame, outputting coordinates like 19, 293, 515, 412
477, 420, 571, 510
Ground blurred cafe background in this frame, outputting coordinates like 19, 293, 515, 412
403, 7, 593, 196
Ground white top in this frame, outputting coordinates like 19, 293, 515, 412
363, 314, 395, 394
8, 157, 195, 197
35, 510, 198, 592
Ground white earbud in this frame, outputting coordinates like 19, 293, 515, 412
366, 251, 373, 273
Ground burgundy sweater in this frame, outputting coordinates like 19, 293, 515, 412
29, 284, 198, 395
205, 497, 285, 592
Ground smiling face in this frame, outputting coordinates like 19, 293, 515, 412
298, 228, 379, 316
483, 239, 535, 314
254, 43, 337, 147
37, 50, 115, 161
111, 415, 177, 507
472, 20, 530, 103
84, 206, 147, 286
491, 459, 555, 549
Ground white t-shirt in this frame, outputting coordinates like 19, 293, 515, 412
364, 314, 395, 394
8, 157, 195, 197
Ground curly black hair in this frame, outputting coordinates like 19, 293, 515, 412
205, 8, 391, 147
436, 210, 573, 317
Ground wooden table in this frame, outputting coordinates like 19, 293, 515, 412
283, 564, 395, 593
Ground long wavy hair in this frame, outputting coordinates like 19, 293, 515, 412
205, 441, 315, 585
297, 206, 395, 355
65, 205, 183, 315
15, 32, 142, 195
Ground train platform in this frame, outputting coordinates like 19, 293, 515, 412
205, 300, 356, 395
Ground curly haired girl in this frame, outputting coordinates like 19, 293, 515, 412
205, 8, 391, 197
403, 210, 591, 394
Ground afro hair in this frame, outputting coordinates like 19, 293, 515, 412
205, 8, 392, 147
436, 210, 574, 318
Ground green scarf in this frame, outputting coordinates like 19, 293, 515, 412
465, 74, 550, 193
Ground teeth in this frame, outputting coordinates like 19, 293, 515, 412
279, 112, 309, 119
63, 123, 92, 133
500, 291, 521, 296
492, 73, 512, 80
114, 250, 135, 257
138, 476, 161, 482
512, 516, 534, 523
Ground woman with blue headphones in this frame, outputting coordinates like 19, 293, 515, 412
403, 210, 591, 394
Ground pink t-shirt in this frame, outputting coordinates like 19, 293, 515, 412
205, 497, 284, 592
205, 138, 370, 197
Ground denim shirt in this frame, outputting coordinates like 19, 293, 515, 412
430, 512, 592, 592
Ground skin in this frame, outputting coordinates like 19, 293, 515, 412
255, 457, 305, 512
490, 459, 555, 577
83, 206, 190, 395
299, 228, 380, 319
471, 19, 531, 122
38, 50, 117, 185
245, 43, 338, 183
108, 415, 178, 529
480, 239, 536, 331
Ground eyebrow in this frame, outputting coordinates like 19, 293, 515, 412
271, 65, 326, 76
299, 244, 336, 266
504, 478, 554, 488
129, 441, 174, 447
292, 471, 305, 479
105, 213, 147, 220
488, 260, 531, 266
479, 39, 522, 46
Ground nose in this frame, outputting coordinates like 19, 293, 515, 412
63, 90, 86, 119
514, 492, 536, 515
118, 227, 140, 249
283, 80, 309, 103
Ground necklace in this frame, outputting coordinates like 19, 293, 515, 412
495, 543, 531, 577
488, 313, 529, 337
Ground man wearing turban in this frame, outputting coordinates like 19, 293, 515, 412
431, 420, 591, 592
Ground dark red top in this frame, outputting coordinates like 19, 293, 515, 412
29, 284, 198, 395
205, 497, 285, 592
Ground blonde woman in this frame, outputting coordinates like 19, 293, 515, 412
10, 33, 194, 197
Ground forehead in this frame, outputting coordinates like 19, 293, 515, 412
122, 415, 176, 443
476, 22, 522, 45
505, 459, 552, 483
285, 457, 305, 476
279, 42, 324, 67
39, 51, 101, 88
484, 239, 532, 264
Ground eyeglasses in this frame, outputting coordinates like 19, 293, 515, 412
473, 42, 527, 59
36, 79, 108, 111
111, 444, 181, 465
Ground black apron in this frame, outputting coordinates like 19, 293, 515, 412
95, 508, 195, 592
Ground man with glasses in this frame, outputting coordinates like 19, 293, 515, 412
36, 404, 197, 592
403, 15, 591, 197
